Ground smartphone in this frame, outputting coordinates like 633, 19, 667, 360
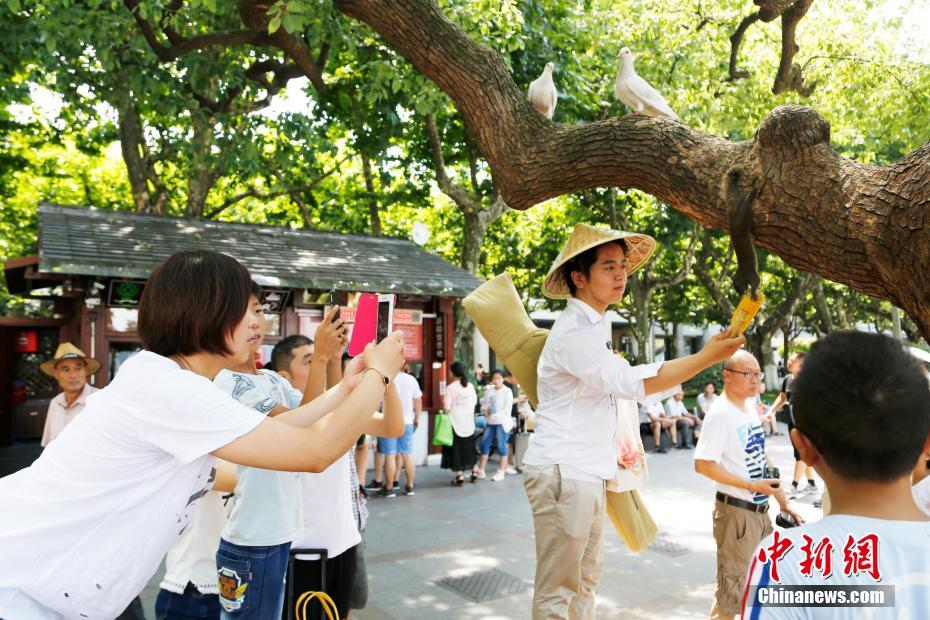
763, 466, 781, 489
328, 288, 340, 323
375, 293, 395, 344
348, 293, 396, 356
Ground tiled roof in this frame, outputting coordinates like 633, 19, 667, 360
37, 205, 483, 297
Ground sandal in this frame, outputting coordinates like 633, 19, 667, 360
470, 471, 478, 483
451, 476, 464, 486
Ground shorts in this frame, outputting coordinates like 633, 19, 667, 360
480, 424, 509, 456
378, 424, 414, 455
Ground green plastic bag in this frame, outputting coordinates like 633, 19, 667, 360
432, 412, 453, 447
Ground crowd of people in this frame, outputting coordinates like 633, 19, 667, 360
3, 221, 930, 620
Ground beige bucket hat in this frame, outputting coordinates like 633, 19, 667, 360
543, 223, 657, 299
40, 342, 102, 376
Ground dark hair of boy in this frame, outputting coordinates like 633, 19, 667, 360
250, 280, 262, 299
491, 368, 505, 378
792, 331, 930, 482
561, 239, 629, 297
270, 335, 314, 374
139, 250, 252, 358
450, 361, 469, 387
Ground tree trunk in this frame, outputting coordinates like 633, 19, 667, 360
360, 151, 382, 236
116, 101, 156, 213
185, 112, 223, 218
627, 276, 653, 364
335, 0, 930, 339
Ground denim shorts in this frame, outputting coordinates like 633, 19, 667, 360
216, 538, 291, 619
155, 583, 220, 619
480, 424, 509, 456
379, 424, 415, 455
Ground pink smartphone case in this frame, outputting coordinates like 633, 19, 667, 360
348, 293, 379, 357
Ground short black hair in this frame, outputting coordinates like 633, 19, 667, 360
562, 239, 628, 297
139, 251, 251, 357
271, 335, 313, 374
250, 281, 262, 299
491, 368, 505, 378
793, 331, 930, 482
704, 381, 716, 389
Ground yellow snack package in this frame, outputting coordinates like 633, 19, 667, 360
729, 292, 765, 335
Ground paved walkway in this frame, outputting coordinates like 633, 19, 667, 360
142, 426, 823, 619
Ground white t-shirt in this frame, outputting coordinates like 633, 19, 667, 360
159, 491, 228, 595
0, 351, 264, 619
292, 450, 360, 560
743, 515, 930, 619
483, 385, 514, 430
444, 380, 478, 437
394, 372, 423, 425
214, 369, 304, 546
664, 397, 689, 417
693, 394, 768, 504
697, 392, 717, 416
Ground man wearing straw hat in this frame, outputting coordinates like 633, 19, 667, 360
522, 223, 745, 619
40, 342, 101, 447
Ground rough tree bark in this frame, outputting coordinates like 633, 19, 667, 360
729, 0, 816, 95
335, 0, 930, 340
115, 97, 168, 214
359, 151, 382, 237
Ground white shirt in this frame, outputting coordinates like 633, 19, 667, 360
444, 380, 478, 437
214, 369, 304, 546
693, 394, 767, 504
0, 351, 263, 619
483, 385, 514, 431
41, 383, 99, 447
159, 491, 228, 595
744, 515, 930, 619
664, 397, 689, 418
394, 372, 423, 425
913, 476, 930, 516
697, 392, 717, 416
292, 450, 361, 560
523, 298, 678, 481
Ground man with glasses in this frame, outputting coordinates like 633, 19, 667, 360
694, 350, 802, 620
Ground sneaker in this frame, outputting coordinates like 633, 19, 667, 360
359, 484, 369, 498
654, 446, 668, 454
813, 495, 823, 509
379, 486, 396, 498
475, 470, 487, 479
365, 480, 383, 491
788, 485, 800, 500
404, 485, 415, 496
491, 470, 505, 482
505, 467, 519, 475
803, 482, 818, 495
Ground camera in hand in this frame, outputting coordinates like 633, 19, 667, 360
776, 511, 799, 528
762, 466, 781, 489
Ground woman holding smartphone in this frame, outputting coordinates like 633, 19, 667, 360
0, 250, 404, 620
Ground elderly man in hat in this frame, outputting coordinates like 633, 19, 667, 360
40, 342, 101, 447
522, 223, 745, 619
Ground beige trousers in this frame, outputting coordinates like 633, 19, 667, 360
710, 499, 773, 619
524, 465, 606, 620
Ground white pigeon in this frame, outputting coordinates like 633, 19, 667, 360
614, 47, 679, 121
527, 62, 558, 120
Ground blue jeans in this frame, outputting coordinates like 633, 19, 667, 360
217, 539, 291, 619
155, 583, 220, 619
480, 424, 509, 456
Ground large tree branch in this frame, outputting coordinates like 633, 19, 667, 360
772, 0, 815, 95
336, 0, 930, 338
652, 229, 700, 290
424, 113, 480, 213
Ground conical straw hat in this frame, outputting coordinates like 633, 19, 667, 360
543, 223, 657, 299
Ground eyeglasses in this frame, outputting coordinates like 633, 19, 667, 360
725, 369, 764, 380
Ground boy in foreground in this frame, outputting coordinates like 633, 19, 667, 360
743, 331, 930, 618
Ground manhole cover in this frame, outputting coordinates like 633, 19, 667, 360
647, 534, 690, 557
435, 568, 531, 602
